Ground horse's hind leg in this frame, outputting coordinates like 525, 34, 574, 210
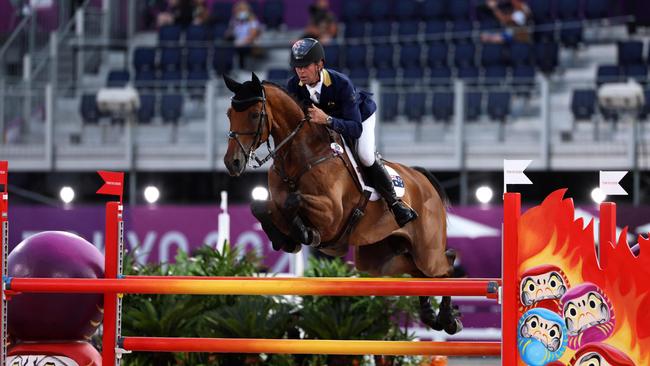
418, 249, 463, 335
251, 200, 300, 253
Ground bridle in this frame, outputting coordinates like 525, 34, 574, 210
228, 86, 308, 169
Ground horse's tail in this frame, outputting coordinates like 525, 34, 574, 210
412, 166, 450, 209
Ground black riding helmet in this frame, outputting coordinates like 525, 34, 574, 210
290, 38, 325, 67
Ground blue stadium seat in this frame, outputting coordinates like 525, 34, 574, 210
483, 66, 507, 86
534, 42, 559, 74
395, 0, 419, 21
349, 67, 370, 88
370, 21, 392, 40
133, 47, 156, 72
512, 65, 536, 90
186, 25, 210, 43
618, 41, 644, 66
398, 21, 420, 39
372, 43, 395, 68
134, 70, 156, 89
186, 47, 208, 71
376, 67, 397, 83
448, 0, 470, 20
213, 46, 234, 75
267, 68, 290, 83
137, 94, 156, 124
159, 47, 182, 71
557, 0, 580, 20
263, 0, 284, 29
596, 65, 622, 86
399, 43, 421, 68
450, 20, 474, 43
432, 92, 454, 122
324, 44, 341, 69
429, 66, 452, 86
560, 24, 583, 49
465, 92, 482, 121
454, 43, 476, 67
211, 2, 233, 24
422, 0, 445, 20
161, 94, 183, 123
481, 43, 504, 67
625, 64, 648, 84
424, 20, 447, 42
80, 94, 100, 124
342, 1, 365, 22
584, 0, 609, 19
528, 0, 554, 24
368, 0, 391, 21
427, 42, 449, 68
344, 22, 366, 39
487, 92, 511, 121
571, 89, 596, 120
161, 69, 183, 88
187, 69, 210, 92
158, 25, 182, 44
106, 69, 130, 87
213, 23, 228, 39
510, 42, 533, 66
402, 66, 424, 81
639, 89, 650, 120
344, 45, 367, 69
457, 66, 480, 86
380, 92, 399, 121
405, 92, 426, 122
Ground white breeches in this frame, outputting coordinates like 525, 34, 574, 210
357, 113, 377, 167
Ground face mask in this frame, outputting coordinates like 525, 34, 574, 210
237, 11, 248, 20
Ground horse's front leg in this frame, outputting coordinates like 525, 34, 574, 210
250, 199, 301, 253
284, 192, 321, 247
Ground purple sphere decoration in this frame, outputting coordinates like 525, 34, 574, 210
8, 231, 104, 341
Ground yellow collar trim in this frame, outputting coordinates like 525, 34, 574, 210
299, 69, 332, 87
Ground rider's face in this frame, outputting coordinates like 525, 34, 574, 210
295, 62, 322, 87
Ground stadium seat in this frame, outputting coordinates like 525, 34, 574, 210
528, 0, 554, 24
370, 21, 392, 40
427, 42, 449, 68
395, 0, 419, 21
186, 47, 208, 71
422, 0, 446, 20
512, 65, 536, 90
457, 66, 480, 86
80, 94, 101, 124
618, 41, 644, 66
263, 0, 284, 29
404, 92, 426, 122
349, 67, 370, 88
465, 92, 482, 121
133, 47, 156, 72
402, 66, 425, 81
448, 0, 470, 21
341, 1, 365, 22
324, 44, 341, 69
454, 43, 476, 68
571, 89, 596, 120
213, 23, 228, 39
557, 0, 580, 20
368, 0, 391, 21
398, 21, 420, 39
510, 42, 533, 66
106, 69, 130, 87
584, 0, 609, 19
187, 69, 210, 93
487, 92, 511, 121
186, 25, 210, 43
161, 94, 183, 123
344, 22, 366, 39
534, 42, 559, 74
624, 64, 648, 85
161, 69, 183, 89
483, 66, 507, 86
559, 24, 583, 49
432, 92, 454, 122
159, 47, 182, 71
376, 67, 397, 83
137, 94, 156, 124
372, 43, 395, 68
158, 25, 182, 44
266, 68, 290, 84
213, 46, 234, 75
134, 70, 156, 89
380, 92, 399, 121
596, 65, 622, 86
211, 2, 233, 24
429, 66, 452, 86
399, 43, 422, 68
344, 45, 367, 70
424, 20, 447, 42
481, 43, 505, 67
450, 20, 474, 43
639, 89, 650, 120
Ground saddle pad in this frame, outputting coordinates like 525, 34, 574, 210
332, 140, 405, 202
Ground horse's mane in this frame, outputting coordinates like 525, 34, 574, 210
262, 81, 307, 116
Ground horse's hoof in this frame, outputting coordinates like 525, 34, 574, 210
444, 318, 463, 335
285, 242, 302, 254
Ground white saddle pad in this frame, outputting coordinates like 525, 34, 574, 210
331, 140, 405, 202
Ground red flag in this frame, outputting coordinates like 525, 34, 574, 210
0, 161, 7, 186
97, 171, 124, 200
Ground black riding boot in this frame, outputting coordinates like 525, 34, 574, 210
365, 158, 418, 227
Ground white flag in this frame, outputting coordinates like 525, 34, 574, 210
600, 171, 628, 195
504, 160, 533, 193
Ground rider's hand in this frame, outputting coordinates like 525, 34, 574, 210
308, 105, 329, 125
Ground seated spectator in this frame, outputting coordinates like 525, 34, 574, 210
157, 0, 194, 28
224, 1, 262, 68
193, 0, 210, 25
302, 0, 338, 44
480, 0, 532, 43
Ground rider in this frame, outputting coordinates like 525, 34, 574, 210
287, 37, 418, 227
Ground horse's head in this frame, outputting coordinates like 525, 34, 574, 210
222, 72, 269, 176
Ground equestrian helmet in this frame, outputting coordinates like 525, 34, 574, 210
290, 38, 325, 67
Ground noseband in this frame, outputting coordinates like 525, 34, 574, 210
228, 86, 308, 169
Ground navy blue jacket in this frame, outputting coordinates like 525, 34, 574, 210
287, 68, 377, 141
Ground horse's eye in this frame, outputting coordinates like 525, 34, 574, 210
251, 112, 260, 119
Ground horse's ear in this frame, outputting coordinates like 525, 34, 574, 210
251, 72, 262, 87
223, 74, 241, 94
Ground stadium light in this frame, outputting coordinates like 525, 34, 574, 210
591, 188, 606, 204
144, 186, 160, 204
252, 186, 269, 201
59, 186, 75, 204
475, 186, 493, 204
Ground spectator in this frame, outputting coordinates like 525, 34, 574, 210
480, 0, 532, 43
302, 0, 338, 44
193, 0, 210, 25
156, 0, 194, 28
224, 1, 262, 68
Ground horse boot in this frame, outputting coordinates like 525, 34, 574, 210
365, 157, 418, 227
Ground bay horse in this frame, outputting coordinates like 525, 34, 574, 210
222, 73, 462, 335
